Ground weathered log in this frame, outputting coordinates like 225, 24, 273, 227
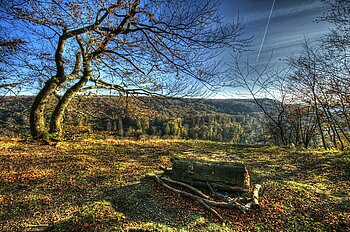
171, 156, 250, 192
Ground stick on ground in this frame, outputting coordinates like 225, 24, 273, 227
160, 176, 210, 199
153, 175, 250, 220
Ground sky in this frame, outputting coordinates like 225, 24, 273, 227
221, 0, 330, 64
2, 0, 332, 98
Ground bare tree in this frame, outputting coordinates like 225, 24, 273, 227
229, 56, 293, 146
230, 54, 320, 148
1, 0, 250, 139
321, 0, 350, 50
288, 41, 330, 149
287, 105, 317, 148
289, 37, 350, 150
229, 0, 350, 149
286, 0, 350, 150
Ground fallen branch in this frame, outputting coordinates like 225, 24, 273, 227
160, 176, 210, 199
153, 175, 224, 220
153, 175, 248, 220
186, 181, 248, 192
198, 199, 223, 221
207, 182, 237, 204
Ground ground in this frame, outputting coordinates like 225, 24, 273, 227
0, 137, 349, 231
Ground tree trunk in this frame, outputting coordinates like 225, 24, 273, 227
171, 157, 250, 192
313, 90, 327, 149
30, 78, 60, 138
30, 35, 68, 139
49, 64, 91, 137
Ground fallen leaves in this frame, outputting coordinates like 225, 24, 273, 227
0, 138, 349, 231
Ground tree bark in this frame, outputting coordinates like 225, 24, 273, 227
30, 35, 68, 139
49, 62, 91, 137
30, 78, 60, 138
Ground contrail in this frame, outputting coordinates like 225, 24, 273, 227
256, 0, 276, 62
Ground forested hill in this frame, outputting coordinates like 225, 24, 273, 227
142, 98, 271, 114
0, 96, 270, 143
202, 99, 271, 114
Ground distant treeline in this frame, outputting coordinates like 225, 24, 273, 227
0, 96, 269, 143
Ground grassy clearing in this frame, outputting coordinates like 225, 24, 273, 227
0, 138, 349, 231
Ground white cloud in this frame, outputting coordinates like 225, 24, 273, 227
242, 1, 323, 23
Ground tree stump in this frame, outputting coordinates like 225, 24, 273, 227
170, 156, 250, 192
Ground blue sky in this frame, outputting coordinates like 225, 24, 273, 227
221, 0, 330, 64
2, 0, 331, 98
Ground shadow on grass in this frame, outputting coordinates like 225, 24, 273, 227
108, 177, 188, 225
44, 177, 199, 231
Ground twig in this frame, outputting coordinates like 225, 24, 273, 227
25, 224, 49, 229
